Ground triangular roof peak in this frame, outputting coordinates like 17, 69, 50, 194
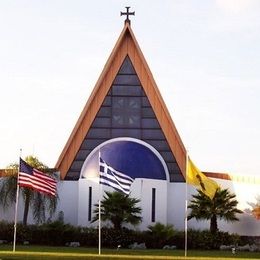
56, 22, 187, 180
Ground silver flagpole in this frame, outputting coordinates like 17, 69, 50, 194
13, 149, 22, 252
184, 182, 188, 257
184, 151, 188, 257
13, 179, 20, 252
98, 149, 101, 255
98, 199, 101, 255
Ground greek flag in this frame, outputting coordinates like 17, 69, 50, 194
99, 157, 134, 195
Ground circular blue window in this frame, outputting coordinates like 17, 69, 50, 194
80, 138, 167, 180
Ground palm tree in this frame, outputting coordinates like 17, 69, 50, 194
188, 188, 243, 233
0, 156, 58, 225
92, 191, 142, 230
147, 222, 175, 248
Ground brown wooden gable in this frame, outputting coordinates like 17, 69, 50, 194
55, 23, 186, 180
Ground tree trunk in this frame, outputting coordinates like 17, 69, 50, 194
210, 214, 218, 234
23, 195, 30, 226
113, 221, 122, 230
112, 217, 122, 230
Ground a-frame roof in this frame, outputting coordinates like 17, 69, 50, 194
55, 22, 187, 180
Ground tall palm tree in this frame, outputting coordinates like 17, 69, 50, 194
0, 156, 58, 225
92, 191, 142, 230
188, 188, 243, 233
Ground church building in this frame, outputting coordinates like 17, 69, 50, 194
55, 10, 187, 231
53, 11, 259, 235
2, 9, 259, 236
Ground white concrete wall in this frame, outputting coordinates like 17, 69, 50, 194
178, 179, 260, 236
78, 178, 100, 227
0, 198, 18, 223
0, 186, 35, 224
56, 181, 78, 225
167, 183, 186, 230
1, 177, 259, 236
213, 178, 260, 236
0, 180, 78, 226
132, 179, 168, 230
77, 178, 168, 230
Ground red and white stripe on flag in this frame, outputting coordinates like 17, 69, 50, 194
18, 158, 57, 196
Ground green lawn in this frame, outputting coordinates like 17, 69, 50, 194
0, 245, 260, 260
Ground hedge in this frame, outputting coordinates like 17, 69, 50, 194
0, 220, 251, 249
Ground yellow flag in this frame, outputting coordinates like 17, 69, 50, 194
187, 157, 219, 199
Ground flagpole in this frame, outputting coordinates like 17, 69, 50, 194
13, 149, 22, 252
98, 149, 101, 255
13, 180, 20, 252
98, 198, 101, 255
184, 151, 188, 258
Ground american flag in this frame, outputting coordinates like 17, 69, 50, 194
99, 157, 134, 195
18, 158, 57, 196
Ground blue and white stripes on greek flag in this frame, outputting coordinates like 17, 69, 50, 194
99, 157, 134, 195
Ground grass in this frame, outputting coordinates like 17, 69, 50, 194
0, 245, 260, 260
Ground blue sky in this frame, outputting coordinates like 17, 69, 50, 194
0, 0, 259, 176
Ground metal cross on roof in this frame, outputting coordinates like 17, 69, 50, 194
121, 7, 135, 25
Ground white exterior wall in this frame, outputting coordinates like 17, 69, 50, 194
77, 178, 167, 230
1, 177, 259, 236
212, 178, 260, 236
132, 179, 168, 230
56, 181, 78, 225
172, 179, 260, 236
167, 183, 186, 230
78, 178, 99, 227
0, 197, 22, 223
74, 176, 259, 236
0, 181, 78, 226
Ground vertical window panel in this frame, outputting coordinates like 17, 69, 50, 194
151, 188, 156, 222
88, 187, 92, 221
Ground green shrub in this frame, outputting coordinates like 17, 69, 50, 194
79, 227, 98, 247
0, 220, 245, 249
34, 221, 81, 245
145, 222, 175, 248
170, 230, 185, 249
101, 228, 131, 248
16, 223, 32, 243
0, 221, 13, 242
186, 229, 241, 250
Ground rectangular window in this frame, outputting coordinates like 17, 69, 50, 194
151, 188, 156, 222
88, 187, 92, 221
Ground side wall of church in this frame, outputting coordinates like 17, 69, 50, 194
77, 178, 168, 230
1, 179, 259, 236
55, 181, 79, 226
186, 178, 260, 236
0, 181, 79, 226
167, 183, 186, 230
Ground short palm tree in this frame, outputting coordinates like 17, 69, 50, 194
147, 222, 175, 248
92, 191, 142, 230
0, 156, 58, 225
188, 188, 243, 233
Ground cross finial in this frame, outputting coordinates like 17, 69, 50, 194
120, 7, 135, 25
